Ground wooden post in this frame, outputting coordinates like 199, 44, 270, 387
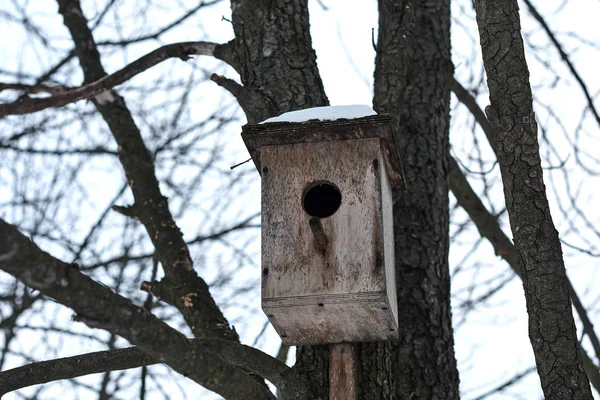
329, 343, 357, 400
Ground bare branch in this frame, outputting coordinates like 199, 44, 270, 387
0, 82, 69, 95
0, 41, 219, 117
451, 78, 600, 393
86, 213, 259, 269
55, 0, 240, 346
0, 338, 290, 396
0, 143, 116, 156
0, 219, 286, 399
0, 347, 154, 395
522, 0, 600, 129
471, 366, 537, 400
95, 1, 222, 47
451, 78, 495, 150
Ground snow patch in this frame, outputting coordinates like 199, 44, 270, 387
260, 105, 377, 124
95, 90, 117, 105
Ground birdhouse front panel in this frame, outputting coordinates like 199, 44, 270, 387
260, 136, 398, 344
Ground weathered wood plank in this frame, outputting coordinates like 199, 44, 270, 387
242, 115, 404, 188
259, 138, 398, 344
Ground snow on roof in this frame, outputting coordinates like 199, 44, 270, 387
260, 105, 377, 124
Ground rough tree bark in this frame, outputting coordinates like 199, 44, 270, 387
228, 0, 329, 124
475, 0, 593, 398
373, 0, 460, 398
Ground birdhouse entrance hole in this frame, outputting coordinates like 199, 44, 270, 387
302, 181, 342, 218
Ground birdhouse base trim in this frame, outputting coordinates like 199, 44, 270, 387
263, 292, 399, 345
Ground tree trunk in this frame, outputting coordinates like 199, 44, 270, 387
475, 0, 593, 398
374, 0, 460, 398
229, 0, 328, 124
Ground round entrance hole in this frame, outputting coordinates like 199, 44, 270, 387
302, 181, 342, 218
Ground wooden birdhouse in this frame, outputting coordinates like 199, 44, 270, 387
242, 106, 404, 345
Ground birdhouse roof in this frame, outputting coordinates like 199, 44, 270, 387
242, 114, 404, 188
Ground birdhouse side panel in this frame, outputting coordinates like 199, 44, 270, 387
381, 155, 398, 327
260, 138, 387, 300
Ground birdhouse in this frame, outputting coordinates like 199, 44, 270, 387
242, 106, 403, 345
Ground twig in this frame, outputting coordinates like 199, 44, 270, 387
523, 0, 600, 129
230, 158, 252, 170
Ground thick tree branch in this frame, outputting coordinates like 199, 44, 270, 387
452, 77, 600, 365
448, 157, 600, 394
0, 41, 219, 117
0, 347, 154, 395
210, 73, 254, 116
469, 3, 593, 393
54, 0, 239, 346
0, 219, 290, 399
0, 338, 290, 396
